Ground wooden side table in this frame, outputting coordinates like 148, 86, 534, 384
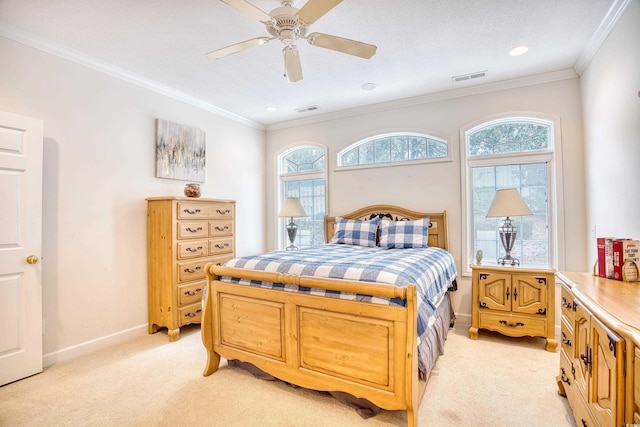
469, 264, 557, 352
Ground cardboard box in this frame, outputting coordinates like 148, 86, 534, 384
597, 237, 615, 278
613, 239, 640, 281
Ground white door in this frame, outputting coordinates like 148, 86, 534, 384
0, 111, 43, 386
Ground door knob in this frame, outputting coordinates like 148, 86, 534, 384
26, 255, 39, 265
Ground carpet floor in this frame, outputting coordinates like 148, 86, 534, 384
0, 323, 575, 426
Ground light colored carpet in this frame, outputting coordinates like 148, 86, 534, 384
0, 323, 575, 426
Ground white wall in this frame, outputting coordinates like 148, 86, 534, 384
0, 37, 265, 362
265, 78, 588, 321
581, 0, 640, 262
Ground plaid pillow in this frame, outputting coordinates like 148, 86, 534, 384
378, 217, 430, 249
329, 217, 380, 247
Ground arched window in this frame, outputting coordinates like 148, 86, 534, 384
462, 116, 563, 271
278, 145, 326, 249
337, 132, 449, 168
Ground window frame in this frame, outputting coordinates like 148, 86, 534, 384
277, 144, 327, 250
335, 131, 452, 171
460, 114, 565, 275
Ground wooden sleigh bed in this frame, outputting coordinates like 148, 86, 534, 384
200, 205, 456, 426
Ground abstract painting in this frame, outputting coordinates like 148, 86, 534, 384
155, 119, 205, 182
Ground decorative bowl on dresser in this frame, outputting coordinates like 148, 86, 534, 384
146, 197, 236, 341
555, 271, 640, 427
469, 264, 557, 352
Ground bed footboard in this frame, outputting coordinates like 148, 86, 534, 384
201, 263, 422, 426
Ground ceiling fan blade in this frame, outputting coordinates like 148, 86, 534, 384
220, 0, 272, 22
206, 37, 271, 59
297, 0, 342, 25
283, 45, 303, 83
306, 32, 377, 59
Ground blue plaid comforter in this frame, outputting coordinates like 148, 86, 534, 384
220, 244, 458, 340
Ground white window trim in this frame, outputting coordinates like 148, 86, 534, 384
335, 131, 452, 171
459, 113, 565, 276
277, 143, 328, 250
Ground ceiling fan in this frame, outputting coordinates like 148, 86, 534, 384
206, 0, 377, 83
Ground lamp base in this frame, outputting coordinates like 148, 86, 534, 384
498, 217, 520, 266
498, 255, 520, 266
286, 218, 298, 251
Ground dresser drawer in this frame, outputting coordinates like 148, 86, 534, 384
178, 259, 209, 282
209, 237, 234, 255
560, 317, 574, 356
210, 204, 234, 219
179, 281, 205, 305
210, 220, 234, 237
177, 240, 207, 259
179, 302, 202, 326
479, 312, 546, 337
560, 284, 575, 325
177, 221, 208, 239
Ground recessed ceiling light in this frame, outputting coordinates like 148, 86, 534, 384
265, 106, 278, 112
509, 46, 529, 56
361, 82, 377, 91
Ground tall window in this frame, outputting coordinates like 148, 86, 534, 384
337, 132, 449, 168
463, 117, 557, 270
279, 146, 326, 249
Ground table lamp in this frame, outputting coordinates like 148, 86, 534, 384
486, 188, 532, 265
278, 197, 306, 250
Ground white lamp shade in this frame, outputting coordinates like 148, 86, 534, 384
278, 197, 306, 218
486, 188, 532, 218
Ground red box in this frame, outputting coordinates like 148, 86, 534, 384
613, 239, 640, 281
597, 237, 615, 278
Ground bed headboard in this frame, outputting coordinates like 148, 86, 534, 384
324, 205, 449, 250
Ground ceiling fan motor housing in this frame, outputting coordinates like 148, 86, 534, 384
266, 5, 308, 43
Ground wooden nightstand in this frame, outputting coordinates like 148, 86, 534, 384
469, 264, 557, 352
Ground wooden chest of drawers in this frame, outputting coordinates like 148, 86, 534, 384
147, 197, 236, 341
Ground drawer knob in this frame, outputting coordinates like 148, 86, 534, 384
216, 209, 230, 214
186, 246, 203, 252
185, 227, 203, 233
183, 209, 201, 214
215, 243, 229, 249
184, 309, 202, 318
184, 288, 203, 296
215, 226, 229, 231
561, 332, 572, 347
184, 266, 202, 273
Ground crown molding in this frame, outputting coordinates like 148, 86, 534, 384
573, 0, 632, 75
266, 69, 578, 131
0, 21, 265, 131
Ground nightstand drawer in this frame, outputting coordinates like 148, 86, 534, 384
479, 312, 546, 337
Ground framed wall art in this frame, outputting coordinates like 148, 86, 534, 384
155, 119, 205, 182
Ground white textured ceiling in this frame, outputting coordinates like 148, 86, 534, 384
0, 0, 615, 127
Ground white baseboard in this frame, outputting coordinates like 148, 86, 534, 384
43, 324, 148, 368
453, 312, 471, 328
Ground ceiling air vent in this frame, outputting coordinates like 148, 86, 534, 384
295, 105, 320, 113
452, 70, 487, 83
